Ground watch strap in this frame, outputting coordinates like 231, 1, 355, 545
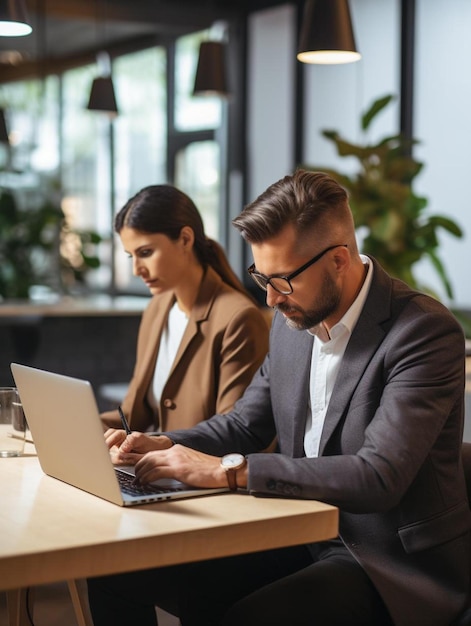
221, 454, 246, 491
225, 467, 238, 491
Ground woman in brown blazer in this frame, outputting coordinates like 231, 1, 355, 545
101, 185, 269, 433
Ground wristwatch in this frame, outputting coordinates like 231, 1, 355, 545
220, 453, 246, 491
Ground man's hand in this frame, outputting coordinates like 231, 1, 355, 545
104, 428, 173, 466
134, 444, 247, 489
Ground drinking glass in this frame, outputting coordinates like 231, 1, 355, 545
0, 387, 26, 457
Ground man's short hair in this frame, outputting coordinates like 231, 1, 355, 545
233, 169, 350, 244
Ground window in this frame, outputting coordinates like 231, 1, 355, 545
113, 47, 167, 208
0, 29, 228, 297
0, 76, 60, 179
112, 47, 167, 293
175, 32, 222, 131
174, 140, 220, 240
172, 32, 225, 248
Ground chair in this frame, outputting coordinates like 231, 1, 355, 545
461, 443, 471, 515
451, 443, 471, 626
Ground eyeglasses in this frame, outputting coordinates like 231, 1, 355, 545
248, 244, 348, 295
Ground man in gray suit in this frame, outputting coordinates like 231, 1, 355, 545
89, 170, 470, 625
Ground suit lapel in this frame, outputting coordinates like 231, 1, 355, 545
318, 315, 385, 454
290, 333, 314, 457
167, 267, 221, 379
318, 260, 392, 455
272, 312, 313, 458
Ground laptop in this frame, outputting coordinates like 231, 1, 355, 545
10, 363, 229, 506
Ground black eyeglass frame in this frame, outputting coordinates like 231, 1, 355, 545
247, 244, 348, 295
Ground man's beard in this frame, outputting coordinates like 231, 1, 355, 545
275, 270, 340, 331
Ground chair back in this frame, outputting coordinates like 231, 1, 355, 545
454, 444, 471, 626
462, 443, 471, 506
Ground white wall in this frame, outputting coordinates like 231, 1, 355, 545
247, 4, 296, 200
246, 0, 471, 308
247, 1, 400, 195
303, 0, 400, 170
414, 0, 471, 308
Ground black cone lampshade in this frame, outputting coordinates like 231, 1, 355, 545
193, 41, 229, 97
87, 76, 118, 116
0, 0, 32, 36
297, 0, 361, 64
0, 109, 9, 143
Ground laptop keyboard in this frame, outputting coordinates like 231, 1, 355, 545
116, 469, 186, 496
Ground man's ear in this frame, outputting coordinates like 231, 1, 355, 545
333, 244, 350, 272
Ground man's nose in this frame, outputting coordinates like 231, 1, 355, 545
265, 284, 287, 308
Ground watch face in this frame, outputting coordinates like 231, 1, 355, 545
222, 453, 245, 468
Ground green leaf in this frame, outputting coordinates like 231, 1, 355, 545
427, 249, 454, 299
428, 215, 463, 238
361, 94, 395, 131
81, 255, 101, 269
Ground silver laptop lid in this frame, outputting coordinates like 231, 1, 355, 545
11, 362, 125, 505
10, 363, 228, 506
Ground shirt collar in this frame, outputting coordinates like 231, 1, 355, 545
308, 255, 373, 340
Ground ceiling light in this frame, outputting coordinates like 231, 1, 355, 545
297, 0, 361, 65
193, 41, 229, 98
0, 0, 32, 37
86, 52, 118, 116
87, 76, 118, 117
0, 109, 9, 144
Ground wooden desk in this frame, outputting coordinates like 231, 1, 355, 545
0, 453, 338, 623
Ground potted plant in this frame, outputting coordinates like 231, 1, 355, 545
303, 94, 463, 301
0, 179, 101, 300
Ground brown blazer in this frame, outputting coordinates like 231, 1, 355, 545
102, 266, 269, 432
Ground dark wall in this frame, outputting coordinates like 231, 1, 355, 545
0, 315, 141, 412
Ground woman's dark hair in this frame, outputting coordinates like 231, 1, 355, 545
115, 184, 249, 296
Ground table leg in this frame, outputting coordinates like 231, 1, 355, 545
67, 579, 94, 626
6, 588, 33, 626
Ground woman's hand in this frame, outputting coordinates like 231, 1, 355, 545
104, 428, 174, 466
104, 428, 127, 450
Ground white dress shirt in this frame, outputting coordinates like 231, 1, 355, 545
304, 256, 373, 457
147, 301, 189, 422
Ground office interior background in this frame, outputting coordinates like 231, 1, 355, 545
1, 0, 469, 307
1, 2, 470, 621
0, 0, 470, 403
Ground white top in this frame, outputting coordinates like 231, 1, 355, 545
304, 256, 373, 458
147, 301, 189, 419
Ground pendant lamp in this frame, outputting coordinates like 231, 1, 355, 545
297, 0, 361, 65
193, 41, 229, 98
0, 0, 32, 37
87, 75, 118, 116
86, 52, 119, 116
0, 108, 9, 143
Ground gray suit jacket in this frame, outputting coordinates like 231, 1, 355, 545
169, 258, 470, 625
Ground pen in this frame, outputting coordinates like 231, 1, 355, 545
118, 405, 132, 435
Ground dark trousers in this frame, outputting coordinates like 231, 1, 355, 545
87, 540, 393, 626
